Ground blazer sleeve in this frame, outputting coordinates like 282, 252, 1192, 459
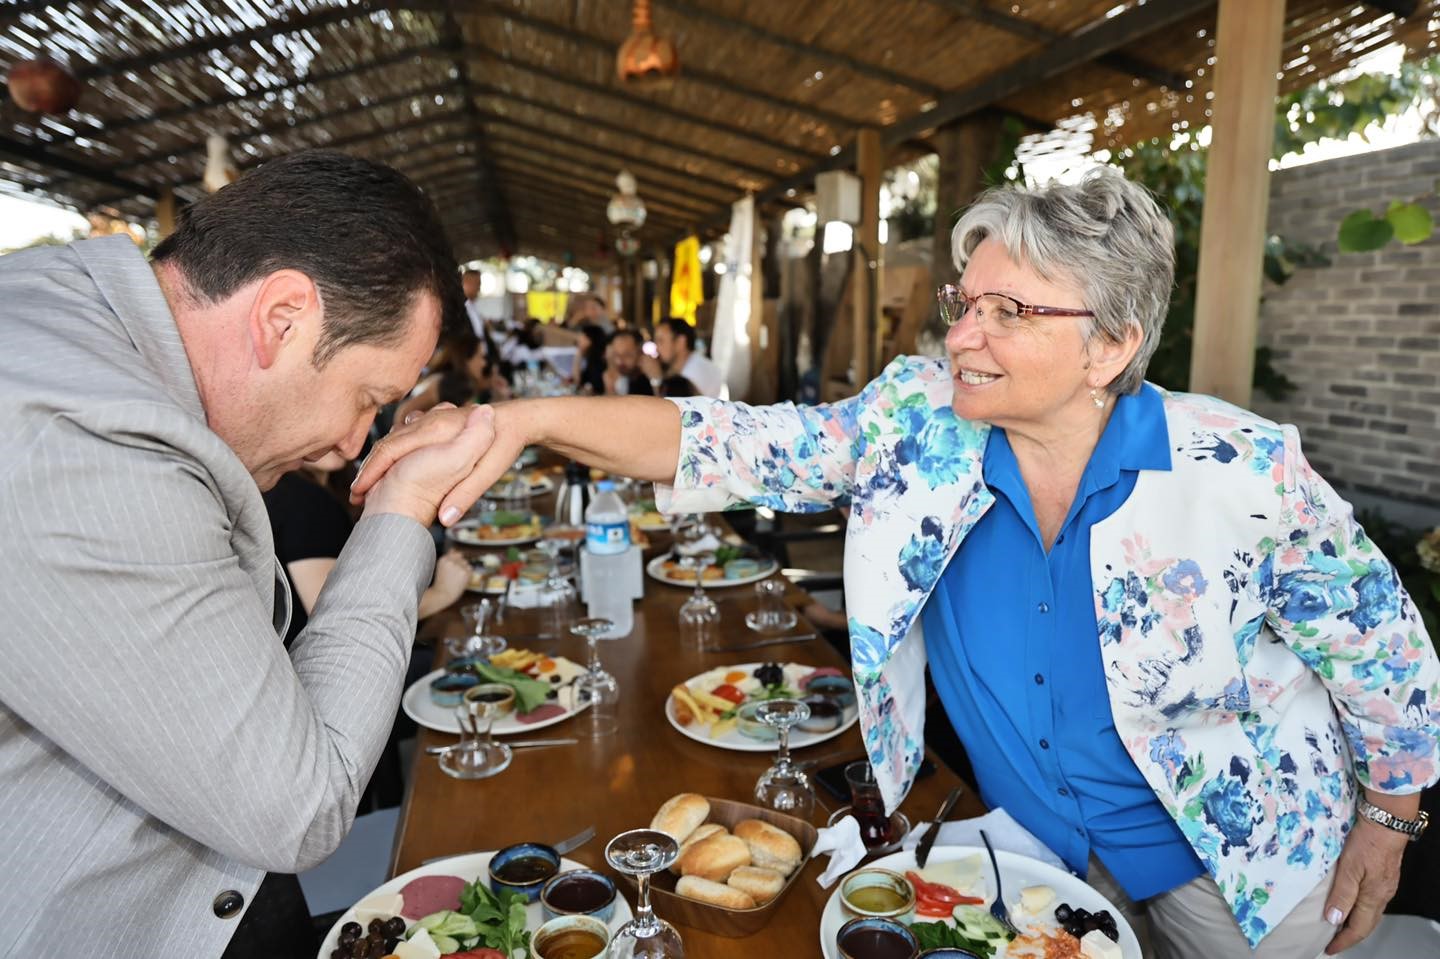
1265, 426, 1440, 794
655, 357, 913, 515
0, 407, 434, 872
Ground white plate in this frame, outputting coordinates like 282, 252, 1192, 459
317, 851, 633, 959
483, 475, 556, 500
402, 667, 587, 735
665, 662, 858, 752
448, 518, 543, 547
818, 845, 1141, 959
645, 553, 779, 588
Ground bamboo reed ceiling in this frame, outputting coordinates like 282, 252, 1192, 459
2, 0, 1434, 265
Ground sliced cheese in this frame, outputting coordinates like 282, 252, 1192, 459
354, 892, 404, 925
1080, 929, 1122, 959
1018, 884, 1055, 915
395, 928, 442, 959
921, 854, 983, 893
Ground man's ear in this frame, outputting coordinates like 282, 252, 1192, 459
249, 269, 321, 370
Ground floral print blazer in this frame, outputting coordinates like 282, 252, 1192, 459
657, 356, 1439, 945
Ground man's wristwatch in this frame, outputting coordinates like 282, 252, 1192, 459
1356, 798, 1430, 840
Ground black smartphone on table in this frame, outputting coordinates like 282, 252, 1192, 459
814, 755, 937, 802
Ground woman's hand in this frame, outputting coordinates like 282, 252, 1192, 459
1322, 806, 1413, 954
418, 551, 471, 619
354, 404, 498, 526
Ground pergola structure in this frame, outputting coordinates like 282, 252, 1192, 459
3, 0, 1436, 403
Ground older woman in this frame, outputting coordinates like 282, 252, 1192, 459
356, 169, 1438, 958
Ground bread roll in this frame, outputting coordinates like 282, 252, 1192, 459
726, 865, 785, 905
732, 819, 802, 876
650, 793, 710, 844
677, 832, 750, 882
670, 823, 726, 875
675, 875, 756, 910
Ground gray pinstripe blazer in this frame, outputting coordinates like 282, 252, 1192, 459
0, 237, 434, 957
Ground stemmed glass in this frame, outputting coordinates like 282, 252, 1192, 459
571, 617, 620, 738
454, 598, 506, 658
606, 829, 685, 959
674, 518, 720, 649
536, 539, 578, 641
746, 698, 815, 819
438, 684, 513, 779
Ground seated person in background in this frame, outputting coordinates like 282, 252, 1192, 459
264, 451, 470, 647
657, 374, 698, 398
653, 317, 724, 397
601, 328, 654, 396
563, 291, 612, 333
573, 323, 609, 395
397, 328, 510, 423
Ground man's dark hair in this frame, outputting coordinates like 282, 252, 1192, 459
658, 317, 696, 352
609, 328, 644, 349
659, 375, 698, 398
152, 150, 464, 367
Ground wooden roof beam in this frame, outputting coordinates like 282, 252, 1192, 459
484, 146, 716, 214
0, 134, 159, 199
443, 9, 518, 257
484, 163, 702, 224
652, 0, 944, 96
461, 42, 821, 160
423, 169, 692, 229
1362, 1, 1418, 14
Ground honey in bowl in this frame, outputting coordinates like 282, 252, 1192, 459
536, 927, 606, 959
845, 885, 908, 913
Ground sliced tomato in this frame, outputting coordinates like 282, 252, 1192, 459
907, 870, 983, 906
915, 899, 955, 918
500, 560, 524, 578
710, 683, 746, 704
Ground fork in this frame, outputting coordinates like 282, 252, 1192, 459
980, 829, 1021, 937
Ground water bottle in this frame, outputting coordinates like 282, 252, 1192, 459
583, 480, 634, 637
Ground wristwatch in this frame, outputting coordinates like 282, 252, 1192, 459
1356, 798, 1430, 840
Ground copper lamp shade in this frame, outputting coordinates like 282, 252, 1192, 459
616, 0, 679, 89
6, 57, 81, 114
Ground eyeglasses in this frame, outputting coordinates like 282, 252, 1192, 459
937, 284, 1094, 337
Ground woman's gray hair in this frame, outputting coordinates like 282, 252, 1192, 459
951, 167, 1174, 395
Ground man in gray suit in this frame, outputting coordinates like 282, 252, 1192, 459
0, 151, 492, 957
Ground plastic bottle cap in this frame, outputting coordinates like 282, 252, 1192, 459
596, 480, 615, 492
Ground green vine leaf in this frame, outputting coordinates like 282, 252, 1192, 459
1385, 201, 1434, 245
1338, 210, 1395, 253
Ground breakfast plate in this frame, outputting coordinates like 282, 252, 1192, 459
665, 662, 858, 752
402, 665, 587, 736
646, 552, 779, 588
447, 513, 544, 547
482, 469, 556, 499
317, 851, 633, 959
818, 845, 1141, 959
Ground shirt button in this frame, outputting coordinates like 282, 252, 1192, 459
213, 890, 245, 919
1056, 534, 1065, 545
1037, 602, 1050, 614
1057, 786, 1070, 797
1039, 738, 1050, 750
1034, 673, 1045, 685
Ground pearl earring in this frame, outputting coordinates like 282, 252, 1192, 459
1089, 387, 1105, 409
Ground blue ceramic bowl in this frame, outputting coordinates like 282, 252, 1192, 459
539, 869, 617, 923
805, 674, 857, 710
836, 916, 919, 959
429, 672, 480, 707
488, 842, 560, 902
918, 950, 983, 958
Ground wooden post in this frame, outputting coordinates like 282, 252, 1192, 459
1189, 0, 1286, 405
630, 258, 645, 330
932, 116, 1001, 290
156, 187, 177, 238
853, 128, 882, 383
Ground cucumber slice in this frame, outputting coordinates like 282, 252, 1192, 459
952, 904, 1015, 942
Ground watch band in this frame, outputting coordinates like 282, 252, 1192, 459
1356, 798, 1430, 840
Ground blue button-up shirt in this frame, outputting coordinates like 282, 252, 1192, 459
921, 384, 1205, 900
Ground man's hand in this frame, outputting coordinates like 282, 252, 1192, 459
1323, 815, 1411, 954
356, 404, 498, 526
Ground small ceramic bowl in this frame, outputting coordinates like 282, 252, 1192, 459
805, 674, 857, 710
488, 842, 560, 902
839, 867, 916, 922
735, 701, 779, 742
724, 557, 762, 579
464, 682, 516, 717
429, 672, 480, 707
798, 695, 844, 733
836, 915, 919, 959
540, 869, 618, 923
918, 949, 984, 958
529, 913, 610, 959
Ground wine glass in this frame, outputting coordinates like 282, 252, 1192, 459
606, 829, 685, 959
454, 599, 506, 658
571, 617, 620, 738
747, 699, 815, 819
438, 684, 513, 779
674, 518, 719, 648
536, 540, 578, 641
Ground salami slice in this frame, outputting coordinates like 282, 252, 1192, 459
516, 703, 567, 724
399, 874, 466, 919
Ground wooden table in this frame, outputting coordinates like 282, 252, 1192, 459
389, 497, 984, 957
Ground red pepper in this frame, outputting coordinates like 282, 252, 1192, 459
907, 871, 984, 906
500, 560, 524, 579
710, 683, 746, 704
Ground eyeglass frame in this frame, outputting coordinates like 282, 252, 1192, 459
936, 284, 1094, 332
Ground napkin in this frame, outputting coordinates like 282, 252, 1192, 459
811, 814, 866, 888
901, 807, 1068, 873
674, 532, 723, 556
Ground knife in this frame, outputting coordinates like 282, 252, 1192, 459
710, 633, 819, 651
915, 786, 964, 869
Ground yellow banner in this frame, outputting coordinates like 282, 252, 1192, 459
670, 235, 703, 325
525, 291, 568, 322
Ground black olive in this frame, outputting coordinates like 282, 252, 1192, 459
366, 940, 387, 959
347, 939, 368, 959
338, 931, 356, 947
385, 916, 406, 937
341, 922, 363, 940
1054, 903, 1073, 923
754, 663, 784, 686
367, 930, 386, 945
546, 688, 558, 699
368, 918, 387, 935
1072, 907, 1091, 922
385, 938, 401, 952
330, 949, 346, 959
550, 674, 562, 683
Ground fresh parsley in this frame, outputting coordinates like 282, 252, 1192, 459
907, 920, 999, 957
458, 877, 532, 956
